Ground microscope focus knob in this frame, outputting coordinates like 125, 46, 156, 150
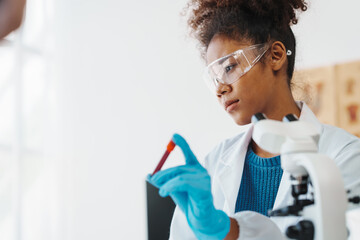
251, 113, 267, 123
286, 220, 314, 240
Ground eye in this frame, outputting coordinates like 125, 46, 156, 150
225, 63, 237, 73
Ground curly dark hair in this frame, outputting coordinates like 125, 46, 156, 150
185, 0, 308, 84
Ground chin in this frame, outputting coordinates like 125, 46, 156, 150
231, 113, 252, 126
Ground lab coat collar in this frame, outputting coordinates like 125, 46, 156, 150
297, 101, 323, 133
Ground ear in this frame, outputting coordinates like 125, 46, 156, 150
269, 41, 287, 71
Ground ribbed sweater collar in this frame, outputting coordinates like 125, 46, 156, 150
246, 145, 281, 167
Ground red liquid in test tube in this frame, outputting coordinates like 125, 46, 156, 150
152, 140, 176, 175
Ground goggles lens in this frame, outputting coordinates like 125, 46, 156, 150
204, 43, 269, 92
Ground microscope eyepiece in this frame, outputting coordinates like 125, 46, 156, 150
252, 113, 267, 123
283, 114, 299, 122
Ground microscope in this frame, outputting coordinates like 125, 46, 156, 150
251, 113, 359, 240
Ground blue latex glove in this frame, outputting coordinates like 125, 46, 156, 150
147, 133, 230, 240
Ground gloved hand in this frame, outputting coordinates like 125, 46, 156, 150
147, 133, 230, 240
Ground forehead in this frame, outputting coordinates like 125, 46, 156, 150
206, 35, 252, 65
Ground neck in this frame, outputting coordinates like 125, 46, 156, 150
252, 84, 301, 158
262, 86, 301, 121
251, 140, 278, 158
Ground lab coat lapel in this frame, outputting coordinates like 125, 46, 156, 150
273, 171, 292, 210
217, 125, 253, 215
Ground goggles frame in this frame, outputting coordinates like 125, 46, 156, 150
204, 43, 270, 91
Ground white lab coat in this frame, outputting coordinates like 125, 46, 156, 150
169, 102, 360, 240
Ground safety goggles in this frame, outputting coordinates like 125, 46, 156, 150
203, 43, 270, 92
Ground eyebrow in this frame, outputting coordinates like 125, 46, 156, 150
217, 56, 228, 65
207, 48, 242, 67
217, 48, 244, 65
216, 54, 230, 65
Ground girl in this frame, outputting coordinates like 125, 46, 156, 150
148, 0, 360, 239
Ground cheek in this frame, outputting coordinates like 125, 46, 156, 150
231, 73, 272, 108
231, 76, 258, 100
234, 66, 270, 95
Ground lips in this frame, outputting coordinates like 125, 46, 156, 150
224, 99, 239, 111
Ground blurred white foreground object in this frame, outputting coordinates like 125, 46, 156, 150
347, 208, 360, 240
252, 113, 348, 240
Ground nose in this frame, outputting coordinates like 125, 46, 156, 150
216, 82, 232, 97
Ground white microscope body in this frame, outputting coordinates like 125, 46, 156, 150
252, 114, 348, 240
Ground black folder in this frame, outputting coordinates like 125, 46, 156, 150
146, 181, 176, 240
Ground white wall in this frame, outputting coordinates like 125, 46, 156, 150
293, 0, 360, 69
51, 0, 360, 239
52, 1, 239, 239
1, 0, 360, 240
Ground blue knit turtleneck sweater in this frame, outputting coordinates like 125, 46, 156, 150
235, 145, 283, 216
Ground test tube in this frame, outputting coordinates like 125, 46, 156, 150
152, 140, 176, 175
